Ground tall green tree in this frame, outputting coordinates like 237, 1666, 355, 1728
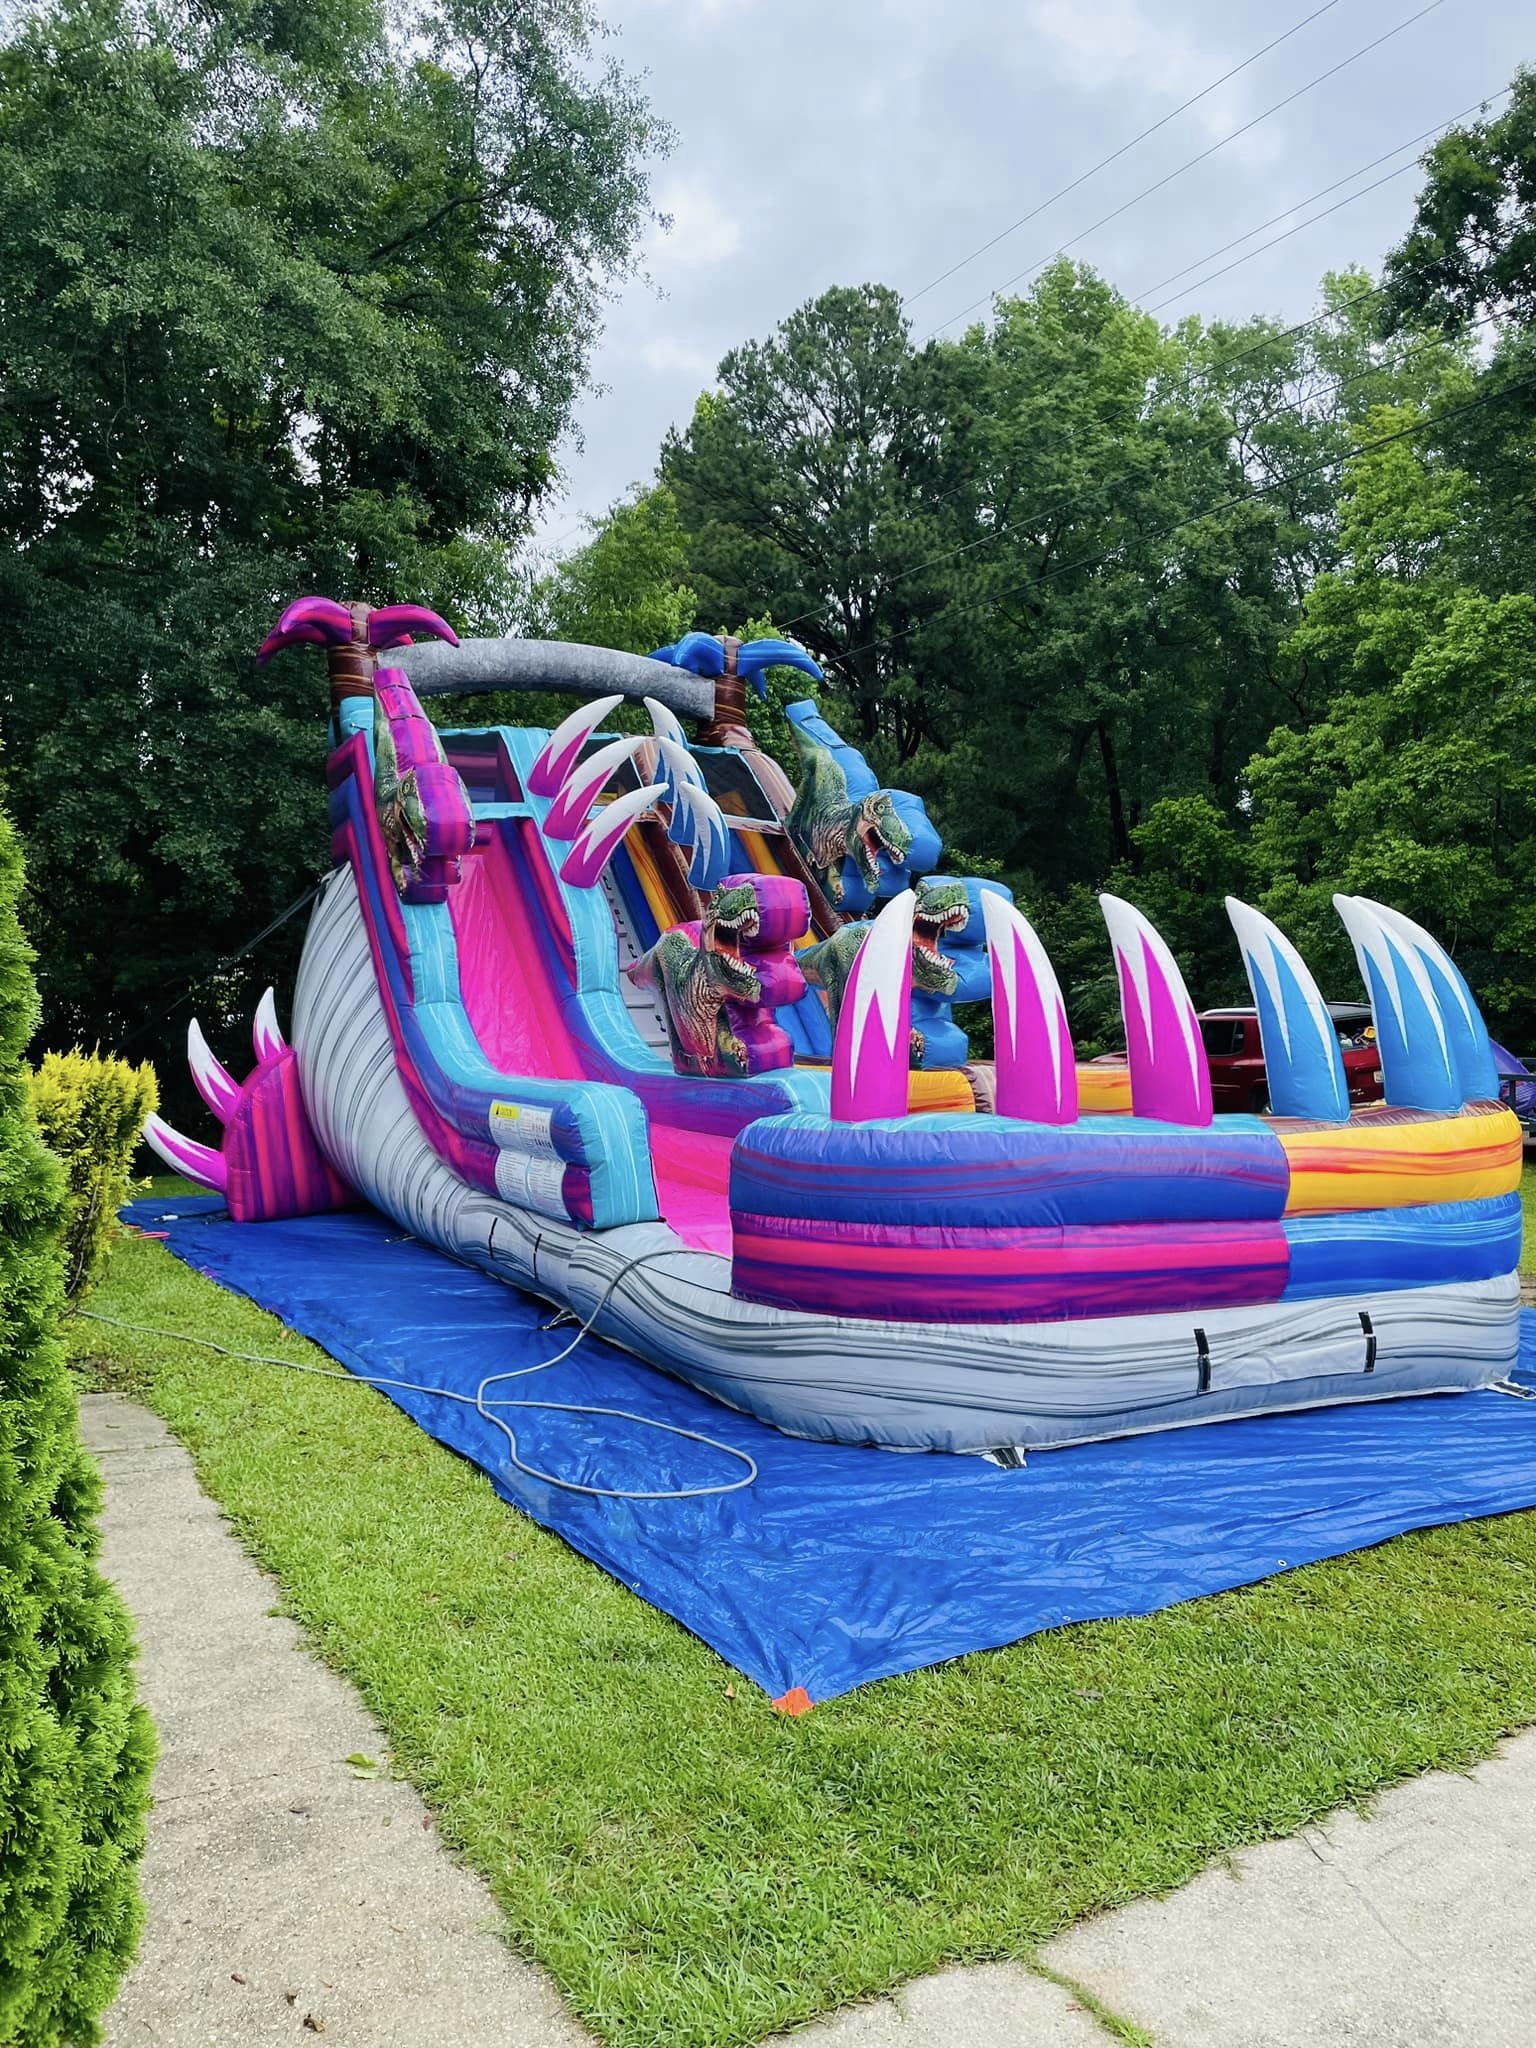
1246, 397, 1536, 1035
0, 0, 664, 1052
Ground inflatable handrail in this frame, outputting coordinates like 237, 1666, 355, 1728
390, 637, 713, 720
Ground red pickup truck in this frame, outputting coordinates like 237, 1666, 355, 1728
1198, 1003, 1385, 1115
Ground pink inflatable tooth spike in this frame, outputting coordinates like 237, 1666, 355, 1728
527, 695, 625, 799
980, 893, 1078, 1125
186, 1017, 242, 1124
831, 889, 917, 1123
1099, 892, 1213, 1126
252, 987, 287, 1065
275, 594, 353, 641
142, 1113, 228, 1193
542, 734, 652, 842
559, 782, 668, 890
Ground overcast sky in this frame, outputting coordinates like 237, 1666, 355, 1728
530, 0, 1529, 559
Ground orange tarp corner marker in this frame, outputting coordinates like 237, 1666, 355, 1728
772, 1686, 815, 1717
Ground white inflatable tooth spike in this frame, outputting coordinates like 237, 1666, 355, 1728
187, 1016, 242, 1123
252, 987, 287, 1063
142, 1111, 228, 1193
527, 694, 624, 798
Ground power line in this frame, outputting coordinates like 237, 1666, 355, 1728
829, 369, 1533, 672
921, 0, 1448, 341
901, 0, 1343, 310
1131, 89, 1504, 306
773, 312, 1494, 639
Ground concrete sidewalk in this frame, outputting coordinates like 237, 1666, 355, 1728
85, 1394, 593, 2048
89, 1389, 1536, 2048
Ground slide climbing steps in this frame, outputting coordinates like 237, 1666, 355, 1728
600, 867, 673, 1061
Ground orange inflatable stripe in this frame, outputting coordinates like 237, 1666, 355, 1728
1078, 1063, 1132, 1114
623, 828, 685, 935
1278, 1101, 1522, 1214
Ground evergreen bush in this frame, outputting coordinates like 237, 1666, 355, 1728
27, 1051, 158, 1302
0, 794, 154, 2045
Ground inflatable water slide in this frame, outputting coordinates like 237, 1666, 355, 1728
146, 598, 1525, 1454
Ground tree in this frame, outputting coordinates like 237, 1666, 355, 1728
529, 486, 697, 657
0, 0, 664, 1055
1245, 397, 1536, 1035
0, 776, 153, 2047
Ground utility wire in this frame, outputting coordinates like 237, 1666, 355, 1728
1133, 89, 1505, 306
921, 0, 1448, 340
828, 368, 1534, 671
117, 877, 324, 1055
901, 0, 1343, 309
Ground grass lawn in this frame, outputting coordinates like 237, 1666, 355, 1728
1521, 1159, 1536, 1277
72, 1183, 1536, 2048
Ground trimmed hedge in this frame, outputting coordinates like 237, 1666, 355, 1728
28, 1051, 158, 1301
0, 794, 153, 2045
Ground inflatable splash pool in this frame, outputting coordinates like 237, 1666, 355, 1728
145, 597, 1524, 1454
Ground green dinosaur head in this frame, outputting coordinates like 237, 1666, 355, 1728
911, 878, 967, 996
850, 790, 911, 894
704, 881, 761, 955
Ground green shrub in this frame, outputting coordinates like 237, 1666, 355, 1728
0, 794, 154, 2046
28, 1051, 158, 1302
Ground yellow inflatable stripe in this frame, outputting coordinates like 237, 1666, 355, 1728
1279, 1101, 1522, 1214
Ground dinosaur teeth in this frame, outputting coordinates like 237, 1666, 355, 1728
187, 1018, 243, 1124
1100, 894, 1212, 1126
1225, 898, 1350, 1121
981, 893, 1078, 1126
142, 1113, 228, 1193
526, 695, 624, 799
831, 889, 916, 1123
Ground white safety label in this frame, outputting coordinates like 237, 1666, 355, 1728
487, 1100, 558, 1156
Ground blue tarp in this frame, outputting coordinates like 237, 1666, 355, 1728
126, 1197, 1536, 1705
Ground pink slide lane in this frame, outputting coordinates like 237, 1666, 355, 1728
448, 824, 735, 1254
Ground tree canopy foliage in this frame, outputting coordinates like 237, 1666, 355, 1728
579, 72, 1536, 1046
3, 7, 1535, 1062
0, 0, 664, 1053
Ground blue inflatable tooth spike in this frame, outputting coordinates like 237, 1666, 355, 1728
1332, 894, 1461, 1114
668, 776, 733, 892
1367, 900, 1500, 1106
1225, 898, 1351, 1122
735, 637, 824, 699
650, 720, 707, 846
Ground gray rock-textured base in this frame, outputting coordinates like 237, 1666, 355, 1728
85, 1394, 592, 2048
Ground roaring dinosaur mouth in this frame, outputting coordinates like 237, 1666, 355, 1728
912, 898, 967, 972
711, 903, 760, 956
856, 813, 903, 871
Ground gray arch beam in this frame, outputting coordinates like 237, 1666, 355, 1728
388, 637, 713, 720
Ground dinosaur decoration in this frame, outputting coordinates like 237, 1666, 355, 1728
372, 673, 476, 901
627, 875, 809, 1079
801, 877, 971, 1067
786, 728, 912, 907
